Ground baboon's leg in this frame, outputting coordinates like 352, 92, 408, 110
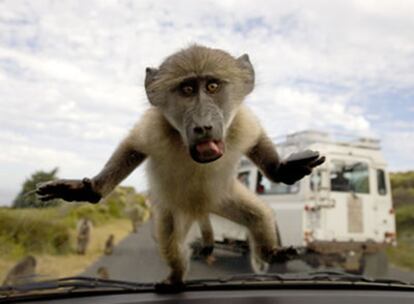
213, 181, 278, 262
77, 237, 88, 255
199, 215, 214, 249
157, 210, 193, 284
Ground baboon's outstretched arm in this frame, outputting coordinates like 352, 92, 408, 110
247, 133, 325, 185
36, 138, 146, 203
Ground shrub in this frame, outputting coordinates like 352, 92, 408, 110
0, 209, 71, 257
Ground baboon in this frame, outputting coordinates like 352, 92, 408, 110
37, 45, 325, 287
104, 234, 115, 255
2, 255, 37, 286
127, 205, 144, 233
97, 266, 109, 280
76, 218, 91, 255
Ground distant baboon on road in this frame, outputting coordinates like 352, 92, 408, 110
76, 218, 92, 255
97, 266, 109, 280
104, 234, 115, 255
127, 205, 145, 233
2, 255, 37, 286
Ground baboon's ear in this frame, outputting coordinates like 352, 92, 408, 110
144, 67, 161, 106
145, 67, 158, 88
237, 54, 255, 94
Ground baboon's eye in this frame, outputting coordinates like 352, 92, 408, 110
206, 81, 220, 94
181, 85, 194, 95
179, 79, 197, 96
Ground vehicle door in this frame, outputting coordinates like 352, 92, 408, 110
323, 156, 376, 242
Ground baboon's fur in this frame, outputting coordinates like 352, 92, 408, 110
2, 256, 37, 286
76, 218, 91, 255
97, 266, 109, 280
104, 234, 115, 255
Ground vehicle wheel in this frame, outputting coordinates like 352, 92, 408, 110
361, 250, 389, 277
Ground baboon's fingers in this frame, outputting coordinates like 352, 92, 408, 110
308, 155, 326, 168
36, 181, 58, 195
286, 150, 320, 166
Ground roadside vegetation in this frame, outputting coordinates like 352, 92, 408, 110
386, 171, 414, 270
0, 169, 149, 282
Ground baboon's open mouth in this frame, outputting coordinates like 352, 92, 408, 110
190, 140, 225, 163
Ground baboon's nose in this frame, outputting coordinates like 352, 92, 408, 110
193, 125, 213, 136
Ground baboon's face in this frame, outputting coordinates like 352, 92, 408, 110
145, 46, 254, 163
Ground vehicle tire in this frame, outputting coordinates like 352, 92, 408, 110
361, 250, 389, 277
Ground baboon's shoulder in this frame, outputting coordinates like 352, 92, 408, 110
128, 107, 181, 155
227, 106, 262, 153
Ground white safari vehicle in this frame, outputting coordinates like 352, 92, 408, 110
194, 130, 396, 276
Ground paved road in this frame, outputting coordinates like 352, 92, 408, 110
84, 222, 414, 283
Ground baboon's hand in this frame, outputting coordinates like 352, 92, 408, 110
36, 178, 101, 203
276, 150, 325, 185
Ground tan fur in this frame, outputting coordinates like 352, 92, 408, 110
76, 218, 92, 255
119, 46, 272, 283
104, 234, 114, 255
97, 266, 109, 280
2, 256, 37, 286
148, 44, 250, 93
123, 103, 275, 282
134, 105, 261, 218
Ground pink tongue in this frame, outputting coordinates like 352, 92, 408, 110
196, 141, 220, 155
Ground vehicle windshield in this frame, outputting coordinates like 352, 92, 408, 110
1, 0, 414, 298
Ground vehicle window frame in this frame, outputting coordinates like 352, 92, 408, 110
330, 159, 370, 194
376, 168, 387, 196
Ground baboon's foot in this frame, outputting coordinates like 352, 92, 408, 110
155, 276, 185, 293
269, 246, 299, 264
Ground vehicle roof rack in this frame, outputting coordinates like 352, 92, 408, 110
271, 130, 381, 150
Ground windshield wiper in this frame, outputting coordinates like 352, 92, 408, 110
186, 270, 413, 288
0, 276, 154, 301
2, 271, 413, 300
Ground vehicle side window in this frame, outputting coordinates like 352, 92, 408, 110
330, 160, 370, 194
256, 172, 299, 195
377, 169, 387, 195
237, 171, 250, 187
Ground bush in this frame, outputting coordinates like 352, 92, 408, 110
0, 186, 149, 258
395, 204, 414, 232
13, 168, 61, 208
0, 209, 71, 258
390, 171, 414, 206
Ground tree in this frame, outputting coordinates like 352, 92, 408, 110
13, 168, 61, 208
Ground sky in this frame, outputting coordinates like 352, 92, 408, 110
0, 0, 413, 205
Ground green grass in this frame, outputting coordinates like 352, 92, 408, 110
386, 204, 414, 270
0, 187, 148, 260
